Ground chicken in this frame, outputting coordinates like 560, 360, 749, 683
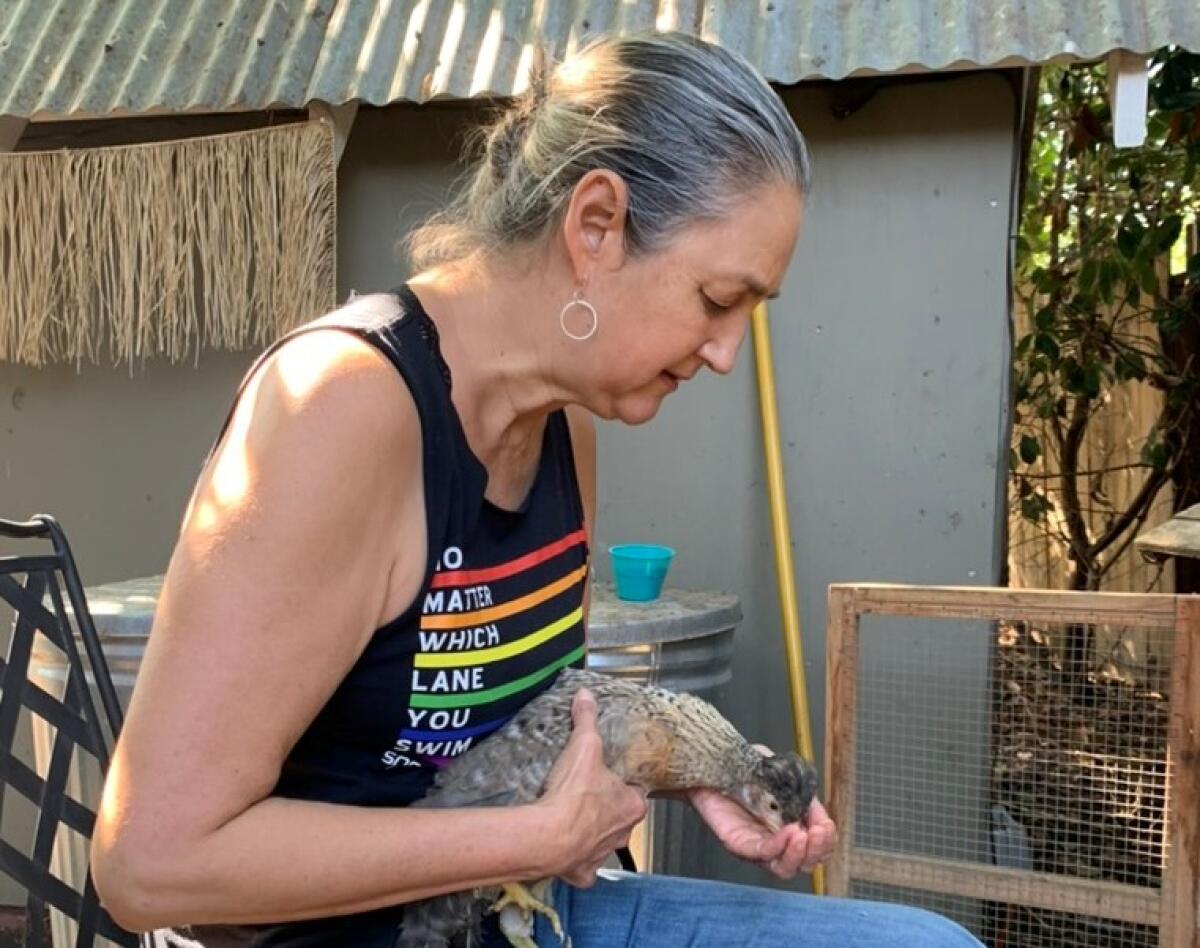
399, 668, 819, 948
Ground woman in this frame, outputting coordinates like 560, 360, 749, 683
92, 33, 981, 948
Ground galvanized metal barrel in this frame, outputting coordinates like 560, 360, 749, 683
31, 574, 160, 718
584, 582, 741, 699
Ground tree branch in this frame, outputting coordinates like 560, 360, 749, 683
1088, 463, 1172, 559
1059, 394, 1095, 583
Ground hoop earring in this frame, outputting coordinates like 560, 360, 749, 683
559, 291, 598, 342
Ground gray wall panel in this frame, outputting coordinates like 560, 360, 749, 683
0, 71, 1016, 906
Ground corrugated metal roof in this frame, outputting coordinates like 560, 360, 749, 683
3, 0, 1198, 120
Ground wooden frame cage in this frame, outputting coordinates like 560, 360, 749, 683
825, 584, 1198, 948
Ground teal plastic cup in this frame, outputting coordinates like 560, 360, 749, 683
609, 544, 675, 602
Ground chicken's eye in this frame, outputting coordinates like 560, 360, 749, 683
768, 801, 780, 811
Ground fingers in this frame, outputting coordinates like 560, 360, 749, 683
763, 812, 838, 879
800, 800, 838, 870
764, 824, 807, 879
805, 797, 833, 829
749, 827, 788, 863
620, 788, 649, 828
562, 855, 608, 888
546, 692, 646, 888
561, 827, 634, 888
570, 688, 599, 732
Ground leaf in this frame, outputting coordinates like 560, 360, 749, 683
1154, 88, 1200, 111
1034, 306, 1056, 331
1141, 440, 1168, 470
1062, 357, 1086, 394
1139, 259, 1159, 296
1020, 496, 1043, 523
1020, 493, 1054, 524
1115, 349, 1147, 382
1079, 258, 1099, 293
1019, 434, 1041, 464
1156, 215, 1183, 253
1034, 334, 1060, 362
1117, 215, 1144, 259
1032, 266, 1058, 294
1098, 259, 1119, 304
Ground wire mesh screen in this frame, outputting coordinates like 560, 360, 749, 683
993, 622, 1170, 891
854, 614, 993, 933
825, 585, 1197, 948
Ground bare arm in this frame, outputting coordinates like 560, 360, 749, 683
91, 328, 642, 930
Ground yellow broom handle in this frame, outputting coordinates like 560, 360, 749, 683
751, 302, 825, 895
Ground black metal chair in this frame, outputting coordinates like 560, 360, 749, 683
0, 514, 140, 947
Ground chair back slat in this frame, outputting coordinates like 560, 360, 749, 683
0, 515, 141, 947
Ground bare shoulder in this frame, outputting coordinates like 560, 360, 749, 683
228, 319, 415, 481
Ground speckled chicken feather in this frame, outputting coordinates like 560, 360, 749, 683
398, 668, 817, 948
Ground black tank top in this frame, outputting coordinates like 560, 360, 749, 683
189, 286, 588, 947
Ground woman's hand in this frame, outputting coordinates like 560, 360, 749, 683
537, 689, 648, 887
688, 745, 837, 880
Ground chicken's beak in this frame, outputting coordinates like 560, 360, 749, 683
733, 785, 784, 832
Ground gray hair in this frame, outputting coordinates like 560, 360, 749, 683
405, 32, 811, 271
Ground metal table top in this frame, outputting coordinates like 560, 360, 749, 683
80, 576, 742, 644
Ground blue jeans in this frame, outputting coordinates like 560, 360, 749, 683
511, 871, 983, 947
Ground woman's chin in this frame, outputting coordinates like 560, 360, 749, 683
612, 395, 665, 426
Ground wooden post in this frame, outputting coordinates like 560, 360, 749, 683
1108, 50, 1149, 149
0, 117, 27, 152
308, 101, 358, 167
825, 584, 859, 897
1162, 596, 1200, 947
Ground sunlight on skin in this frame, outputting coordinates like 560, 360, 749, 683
207, 379, 257, 510
191, 339, 318, 533
188, 330, 348, 540
97, 752, 126, 827
275, 336, 337, 402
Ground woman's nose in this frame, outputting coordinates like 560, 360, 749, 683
700, 312, 750, 375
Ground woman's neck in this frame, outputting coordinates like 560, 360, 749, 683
407, 261, 573, 488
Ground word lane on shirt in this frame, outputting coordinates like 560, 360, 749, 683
381, 535, 587, 771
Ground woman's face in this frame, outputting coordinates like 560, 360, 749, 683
576, 182, 803, 425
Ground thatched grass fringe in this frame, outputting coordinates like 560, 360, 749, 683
0, 120, 336, 367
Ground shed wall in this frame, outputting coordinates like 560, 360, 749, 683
0, 71, 1017, 907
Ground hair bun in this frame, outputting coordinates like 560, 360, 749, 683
487, 104, 533, 180
405, 33, 810, 272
